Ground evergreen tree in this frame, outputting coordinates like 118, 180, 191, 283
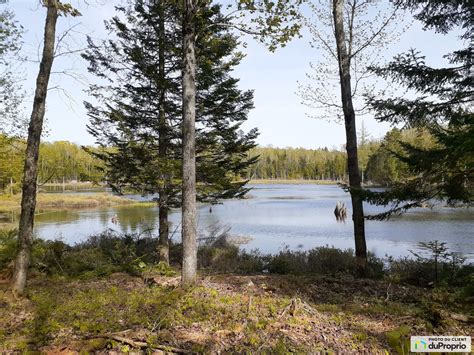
365, 0, 473, 217
83, 1, 257, 264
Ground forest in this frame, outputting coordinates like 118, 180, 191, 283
0, 126, 435, 192
0, 0, 472, 353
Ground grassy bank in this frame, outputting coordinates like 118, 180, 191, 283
250, 179, 340, 185
0, 193, 152, 214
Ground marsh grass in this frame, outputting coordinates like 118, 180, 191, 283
0, 193, 152, 214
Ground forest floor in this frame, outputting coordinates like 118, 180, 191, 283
0, 272, 472, 353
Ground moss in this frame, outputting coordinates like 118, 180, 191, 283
386, 325, 411, 355
77, 338, 109, 352
315, 303, 340, 313
0, 272, 472, 352
352, 333, 368, 342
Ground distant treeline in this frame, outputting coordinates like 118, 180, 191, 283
0, 127, 435, 193
0, 136, 103, 193
248, 128, 435, 185
247, 147, 349, 181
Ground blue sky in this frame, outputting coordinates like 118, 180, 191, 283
3, 0, 463, 149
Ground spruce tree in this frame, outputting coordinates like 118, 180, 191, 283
365, 0, 473, 217
83, 1, 257, 264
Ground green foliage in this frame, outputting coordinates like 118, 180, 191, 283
236, 0, 303, 51
0, 10, 25, 137
386, 325, 410, 355
1, 230, 470, 289
248, 146, 348, 180
0, 135, 23, 192
55, 1, 81, 17
0, 231, 162, 278
0, 136, 105, 193
84, 2, 258, 207
266, 246, 384, 278
367, 0, 473, 209
38, 141, 104, 184
388, 241, 470, 287
197, 227, 267, 273
143, 261, 178, 278
0, 229, 16, 270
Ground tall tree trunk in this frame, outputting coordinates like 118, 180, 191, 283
157, 0, 170, 265
11, 1, 58, 296
332, 0, 367, 273
181, 0, 198, 286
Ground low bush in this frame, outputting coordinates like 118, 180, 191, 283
0, 229, 471, 287
267, 247, 307, 275
387, 241, 472, 287
307, 246, 355, 275
0, 229, 16, 270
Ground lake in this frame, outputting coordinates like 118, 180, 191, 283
32, 184, 474, 260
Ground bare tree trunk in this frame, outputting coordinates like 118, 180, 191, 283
332, 0, 367, 273
157, 0, 170, 265
158, 199, 169, 263
181, 0, 197, 286
11, 1, 58, 296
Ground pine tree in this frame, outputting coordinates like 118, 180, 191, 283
83, 1, 257, 265
365, 0, 473, 218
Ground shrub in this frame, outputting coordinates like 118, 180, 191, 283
0, 229, 17, 270
387, 241, 472, 287
2, 227, 470, 288
267, 247, 307, 275
236, 249, 268, 274
198, 235, 240, 272
307, 246, 355, 275
366, 252, 386, 279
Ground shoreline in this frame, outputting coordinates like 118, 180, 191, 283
249, 179, 341, 185
0, 193, 153, 214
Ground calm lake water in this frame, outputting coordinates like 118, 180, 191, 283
31, 184, 474, 260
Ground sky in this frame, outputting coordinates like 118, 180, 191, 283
2, 0, 464, 149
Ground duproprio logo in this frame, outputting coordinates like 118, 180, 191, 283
413, 339, 427, 350
411, 336, 471, 353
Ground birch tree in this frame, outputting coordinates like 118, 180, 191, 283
11, 0, 80, 297
299, 0, 404, 273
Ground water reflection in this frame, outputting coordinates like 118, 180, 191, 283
27, 184, 474, 260
334, 201, 347, 223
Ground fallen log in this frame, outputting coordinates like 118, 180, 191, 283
86, 332, 191, 353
